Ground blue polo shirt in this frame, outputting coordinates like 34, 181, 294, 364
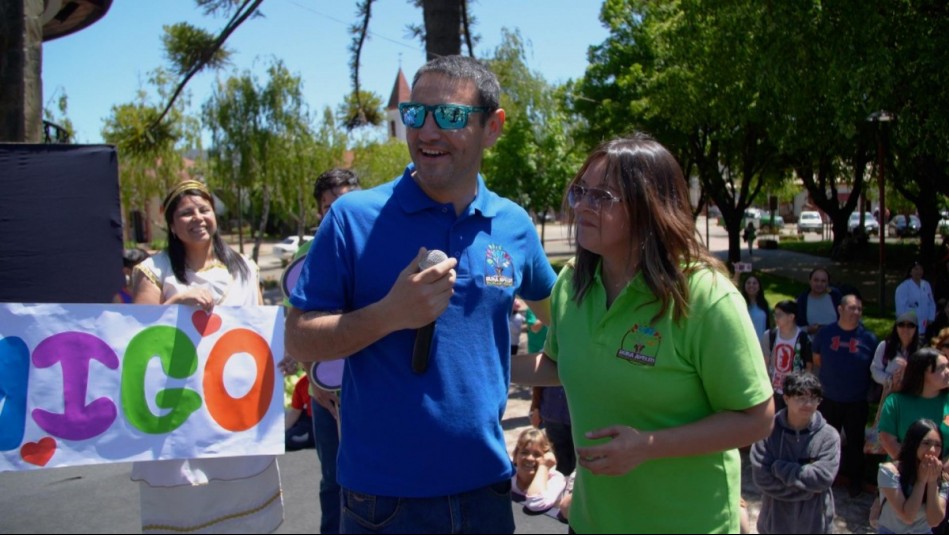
289, 164, 557, 497
814, 322, 877, 403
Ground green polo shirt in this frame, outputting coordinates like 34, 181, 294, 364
546, 262, 771, 533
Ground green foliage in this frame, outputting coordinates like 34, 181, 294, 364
575, 0, 781, 263
757, 272, 890, 340
482, 29, 585, 220
350, 138, 409, 188
102, 69, 199, 231
337, 90, 385, 130
203, 63, 348, 250
574, 0, 949, 263
162, 23, 231, 75
42, 90, 75, 142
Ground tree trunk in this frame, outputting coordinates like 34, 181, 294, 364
796, 147, 868, 259
0, 0, 44, 142
237, 183, 245, 254
422, 0, 462, 60
252, 184, 271, 265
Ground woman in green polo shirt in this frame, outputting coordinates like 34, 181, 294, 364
513, 133, 774, 533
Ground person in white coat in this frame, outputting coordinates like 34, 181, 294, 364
896, 261, 937, 338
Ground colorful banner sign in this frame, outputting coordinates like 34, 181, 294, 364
0, 303, 285, 472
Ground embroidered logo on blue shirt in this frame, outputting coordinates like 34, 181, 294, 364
617, 324, 662, 366
484, 244, 515, 287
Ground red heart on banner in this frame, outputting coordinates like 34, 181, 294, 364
192, 310, 222, 336
21, 437, 56, 467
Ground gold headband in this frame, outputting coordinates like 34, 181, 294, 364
162, 180, 210, 212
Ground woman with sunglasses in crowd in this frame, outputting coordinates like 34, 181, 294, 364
877, 418, 948, 534
131, 180, 283, 533
871, 311, 921, 401
513, 133, 773, 533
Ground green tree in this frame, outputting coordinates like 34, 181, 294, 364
483, 29, 584, 243
337, 90, 385, 131
102, 69, 200, 243
42, 90, 75, 143
202, 59, 319, 262
883, 3, 949, 263
576, 0, 781, 264
758, 2, 886, 256
350, 137, 409, 189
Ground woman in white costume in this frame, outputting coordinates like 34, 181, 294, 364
131, 180, 283, 533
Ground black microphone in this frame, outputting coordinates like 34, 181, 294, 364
412, 249, 448, 373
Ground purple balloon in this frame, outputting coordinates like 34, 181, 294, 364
309, 360, 343, 391
281, 256, 306, 300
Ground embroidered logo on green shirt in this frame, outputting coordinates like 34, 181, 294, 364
617, 324, 662, 366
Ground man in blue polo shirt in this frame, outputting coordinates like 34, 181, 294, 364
813, 292, 877, 498
285, 55, 556, 534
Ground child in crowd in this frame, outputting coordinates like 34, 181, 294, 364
284, 373, 314, 451
113, 248, 150, 303
750, 371, 840, 534
511, 428, 566, 516
760, 300, 812, 412
877, 419, 948, 534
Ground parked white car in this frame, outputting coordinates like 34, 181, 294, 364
797, 211, 823, 234
273, 235, 314, 261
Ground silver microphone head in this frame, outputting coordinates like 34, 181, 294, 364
418, 249, 449, 271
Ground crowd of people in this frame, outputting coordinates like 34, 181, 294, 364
103, 53, 949, 534
741, 252, 949, 533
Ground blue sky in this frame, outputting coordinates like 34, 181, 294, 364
42, 1, 609, 144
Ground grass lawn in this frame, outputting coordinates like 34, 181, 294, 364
764, 239, 932, 339
756, 271, 891, 340
550, 245, 896, 340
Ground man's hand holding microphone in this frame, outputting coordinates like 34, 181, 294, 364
383, 248, 456, 373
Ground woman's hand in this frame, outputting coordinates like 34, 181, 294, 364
891, 357, 907, 386
278, 355, 301, 376
576, 425, 652, 476
922, 454, 942, 483
542, 449, 557, 469
312, 388, 340, 420
170, 287, 215, 311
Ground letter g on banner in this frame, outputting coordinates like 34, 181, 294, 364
122, 326, 202, 434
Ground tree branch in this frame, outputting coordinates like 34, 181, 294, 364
149, 0, 263, 133
347, 0, 375, 129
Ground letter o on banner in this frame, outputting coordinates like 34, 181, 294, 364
203, 329, 275, 432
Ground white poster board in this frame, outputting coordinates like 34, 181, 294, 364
0, 303, 285, 471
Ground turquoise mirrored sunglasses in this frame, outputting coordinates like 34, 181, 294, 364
398, 102, 490, 130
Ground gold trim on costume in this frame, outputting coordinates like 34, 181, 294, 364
141, 490, 283, 533
134, 264, 160, 288
162, 180, 210, 213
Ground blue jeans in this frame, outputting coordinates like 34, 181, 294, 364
313, 401, 341, 534
340, 479, 515, 534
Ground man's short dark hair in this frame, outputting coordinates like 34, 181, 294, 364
313, 168, 359, 203
412, 55, 500, 124
782, 371, 823, 398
